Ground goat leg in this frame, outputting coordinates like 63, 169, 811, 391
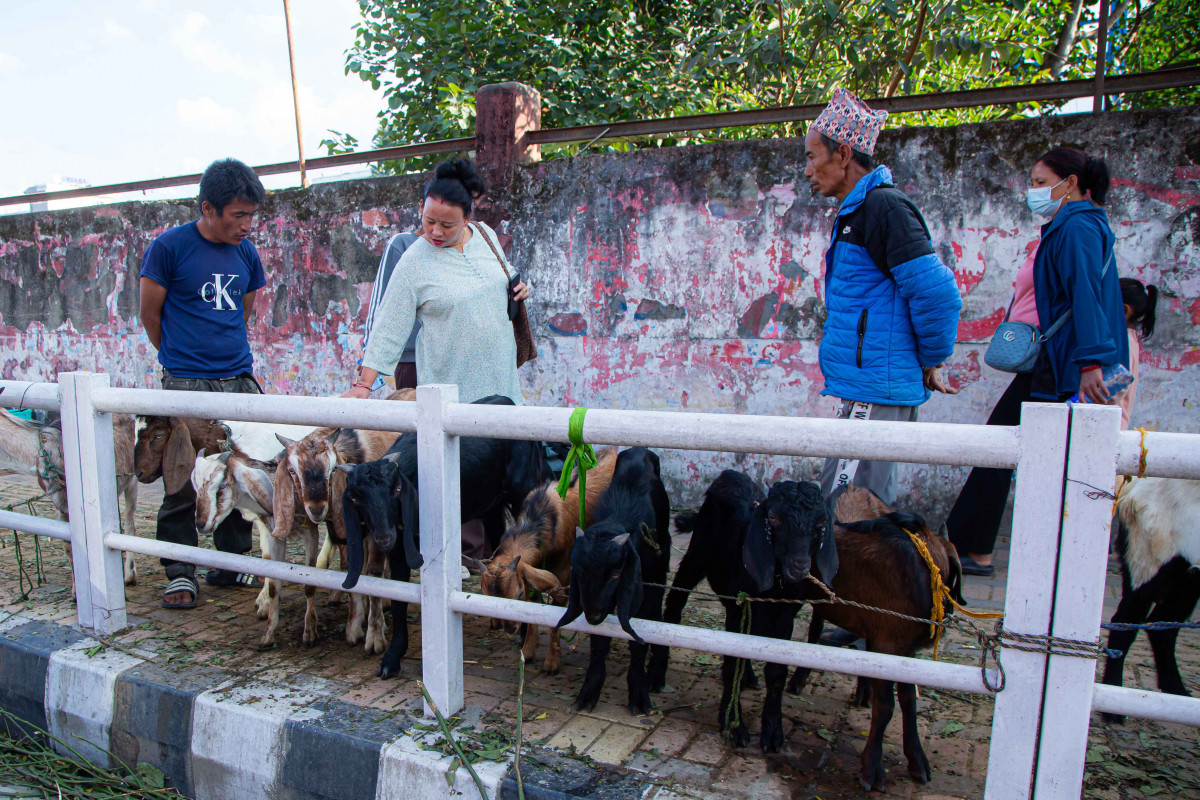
627, 639, 651, 715
253, 518, 273, 620
363, 543, 389, 656
260, 535, 287, 648
787, 609, 825, 695
1100, 585, 1154, 723
544, 627, 561, 676
301, 527, 321, 647
642, 586, 669, 694
859, 678, 896, 793
574, 634, 611, 712
897, 682, 930, 783
759, 661, 788, 754
521, 623, 540, 665
120, 479, 138, 586
377, 552, 411, 679
1147, 582, 1200, 696
718, 604, 752, 748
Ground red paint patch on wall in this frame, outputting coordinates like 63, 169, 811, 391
1189, 298, 1200, 326
361, 209, 388, 227
1110, 178, 1200, 208
1175, 167, 1200, 182
958, 308, 1006, 341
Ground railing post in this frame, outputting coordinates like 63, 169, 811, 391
58, 372, 127, 634
417, 384, 463, 717
984, 402, 1071, 800
1033, 403, 1121, 798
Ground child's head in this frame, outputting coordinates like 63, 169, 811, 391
1120, 277, 1158, 340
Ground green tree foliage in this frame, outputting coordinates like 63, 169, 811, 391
334, 0, 1198, 170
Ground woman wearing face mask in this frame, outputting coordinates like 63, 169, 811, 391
947, 147, 1128, 576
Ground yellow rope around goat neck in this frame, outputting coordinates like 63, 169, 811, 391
903, 528, 1003, 661
555, 408, 596, 524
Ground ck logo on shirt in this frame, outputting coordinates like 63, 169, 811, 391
199, 274, 241, 311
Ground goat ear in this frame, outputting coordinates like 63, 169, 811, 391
615, 540, 645, 645
741, 503, 775, 594
943, 542, 965, 605
275, 433, 295, 448
234, 462, 275, 515
518, 561, 561, 593
341, 487, 364, 589
271, 458, 295, 540
555, 578, 583, 631
163, 418, 197, 495
397, 475, 422, 571
814, 507, 839, 585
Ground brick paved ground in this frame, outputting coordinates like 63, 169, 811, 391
0, 472, 1196, 799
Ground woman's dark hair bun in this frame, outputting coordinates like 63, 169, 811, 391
425, 158, 487, 216
1037, 146, 1110, 205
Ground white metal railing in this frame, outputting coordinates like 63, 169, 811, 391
1, 372, 1198, 800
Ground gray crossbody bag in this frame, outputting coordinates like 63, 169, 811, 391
984, 250, 1114, 374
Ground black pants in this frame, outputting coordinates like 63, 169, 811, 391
158, 370, 261, 580
946, 372, 1036, 558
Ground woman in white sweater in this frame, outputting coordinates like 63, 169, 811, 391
344, 159, 529, 403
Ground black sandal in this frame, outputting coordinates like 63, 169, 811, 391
162, 576, 198, 609
204, 569, 264, 588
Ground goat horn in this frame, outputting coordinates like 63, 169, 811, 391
507, 554, 522, 573
197, 448, 207, 459
464, 557, 488, 574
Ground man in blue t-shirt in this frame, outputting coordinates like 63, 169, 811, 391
139, 158, 268, 609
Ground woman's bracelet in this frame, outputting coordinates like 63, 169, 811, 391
352, 381, 373, 391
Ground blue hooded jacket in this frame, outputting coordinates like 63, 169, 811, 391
819, 166, 962, 406
1030, 200, 1128, 399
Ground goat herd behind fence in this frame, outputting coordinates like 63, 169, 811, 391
0, 373, 1198, 800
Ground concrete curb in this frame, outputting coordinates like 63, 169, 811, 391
0, 613, 655, 800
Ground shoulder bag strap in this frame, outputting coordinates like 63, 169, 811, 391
471, 223, 511, 279
1037, 247, 1117, 343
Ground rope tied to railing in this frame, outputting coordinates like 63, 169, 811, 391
555, 408, 596, 524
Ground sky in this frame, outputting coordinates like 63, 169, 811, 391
0, 1, 382, 205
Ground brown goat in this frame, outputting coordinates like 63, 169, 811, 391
787, 485, 964, 793
134, 416, 231, 493
265, 388, 413, 650
0, 411, 139, 586
477, 447, 618, 674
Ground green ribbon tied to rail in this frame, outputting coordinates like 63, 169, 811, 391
556, 407, 597, 525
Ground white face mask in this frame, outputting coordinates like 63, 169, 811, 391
1027, 177, 1068, 218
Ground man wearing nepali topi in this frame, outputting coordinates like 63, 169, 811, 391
804, 89, 963, 506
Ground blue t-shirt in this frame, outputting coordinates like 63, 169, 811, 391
139, 222, 266, 379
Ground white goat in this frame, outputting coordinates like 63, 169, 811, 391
1118, 477, 1200, 588
0, 411, 137, 586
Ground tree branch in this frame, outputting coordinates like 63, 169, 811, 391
1045, 0, 1086, 79
885, 0, 928, 97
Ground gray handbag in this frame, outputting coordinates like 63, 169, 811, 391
984, 250, 1114, 374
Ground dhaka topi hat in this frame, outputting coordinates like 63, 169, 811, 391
812, 88, 888, 156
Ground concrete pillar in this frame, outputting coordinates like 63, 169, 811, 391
474, 82, 541, 204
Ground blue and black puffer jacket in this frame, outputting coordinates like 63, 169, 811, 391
819, 166, 962, 406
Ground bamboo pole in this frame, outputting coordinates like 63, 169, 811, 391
282, 0, 307, 187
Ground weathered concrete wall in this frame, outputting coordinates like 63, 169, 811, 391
0, 107, 1196, 514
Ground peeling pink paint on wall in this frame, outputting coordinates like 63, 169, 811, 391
0, 108, 1197, 513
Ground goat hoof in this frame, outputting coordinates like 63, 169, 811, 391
1101, 712, 1127, 725
575, 687, 601, 712
628, 691, 652, 716
907, 753, 931, 784
786, 667, 809, 696
726, 725, 751, 749
377, 657, 402, 679
541, 664, 560, 677
760, 719, 785, 754
258, 637, 276, 651
859, 765, 886, 793
302, 631, 319, 648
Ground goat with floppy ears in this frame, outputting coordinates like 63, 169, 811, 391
554, 446, 673, 715
337, 395, 551, 678
664, 471, 835, 752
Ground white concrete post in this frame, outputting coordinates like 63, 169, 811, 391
58, 372, 127, 634
983, 402, 1071, 800
417, 384, 464, 717
1034, 402, 1121, 799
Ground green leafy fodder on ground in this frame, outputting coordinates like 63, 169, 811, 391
0, 710, 183, 799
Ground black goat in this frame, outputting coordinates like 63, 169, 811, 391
786, 486, 963, 793
1101, 477, 1200, 722
555, 447, 672, 714
664, 471, 834, 753
338, 395, 550, 678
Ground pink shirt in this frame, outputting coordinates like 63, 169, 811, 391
1118, 329, 1140, 430
1008, 248, 1039, 325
